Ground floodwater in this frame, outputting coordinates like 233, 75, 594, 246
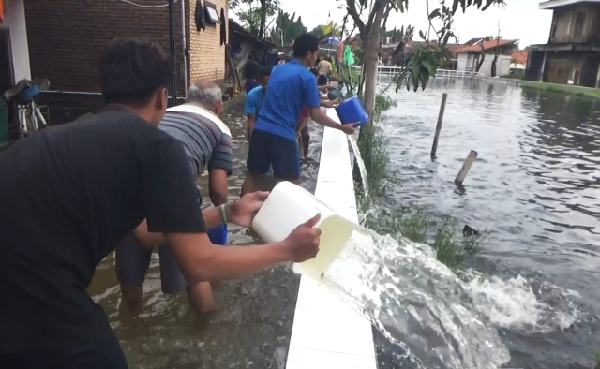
87, 98, 323, 369
86, 82, 600, 369
370, 79, 600, 369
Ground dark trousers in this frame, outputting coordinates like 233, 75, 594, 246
0, 329, 128, 369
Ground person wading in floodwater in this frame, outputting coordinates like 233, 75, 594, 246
241, 33, 359, 195
0, 38, 322, 369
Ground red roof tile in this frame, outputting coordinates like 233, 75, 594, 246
454, 39, 518, 54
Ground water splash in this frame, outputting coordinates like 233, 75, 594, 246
466, 273, 581, 333
348, 136, 369, 198
322, 229, 511, 369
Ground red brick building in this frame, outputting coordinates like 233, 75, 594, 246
3, 0, 229, 97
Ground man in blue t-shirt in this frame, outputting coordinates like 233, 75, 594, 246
242, 34, 358, 193
245, 66, 272, 140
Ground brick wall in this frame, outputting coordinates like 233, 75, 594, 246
24, 0, 228, 95
188, 0, 228, 83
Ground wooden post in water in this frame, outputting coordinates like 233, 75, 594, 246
455, 150, 478, 186
430, 93, 448, 160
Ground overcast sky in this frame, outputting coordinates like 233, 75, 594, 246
251, 0, 553, 48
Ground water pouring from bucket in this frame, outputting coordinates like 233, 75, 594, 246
252, 182, 511, 368
252, 181, 358, 281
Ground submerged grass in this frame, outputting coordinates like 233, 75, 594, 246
364, 208, 483, 270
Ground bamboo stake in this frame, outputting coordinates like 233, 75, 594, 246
430, 93, 447, 160
455, 150, 478, 186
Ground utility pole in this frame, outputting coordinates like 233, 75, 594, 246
168, 0, 178, 105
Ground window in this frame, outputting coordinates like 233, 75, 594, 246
573, 12, 586, 37
550, 23, 558, 40
204, 3, 219, 24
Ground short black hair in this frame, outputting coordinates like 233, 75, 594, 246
244, 60, 260, 80
99, 38, 171, 106
293, 34, 319, 58
261, 66, 273, 77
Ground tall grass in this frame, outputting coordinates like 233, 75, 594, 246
357, 124, 389, 198
356, 94, 395, 198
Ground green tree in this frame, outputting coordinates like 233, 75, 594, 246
271, 11, 307, 47
345, 0, 505, 124
231, 0, 279, 38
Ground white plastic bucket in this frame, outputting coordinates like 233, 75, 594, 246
252, 181, 356, 281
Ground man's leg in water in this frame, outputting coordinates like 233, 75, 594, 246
242, 129, 272, 195
158, 243, 216, 313
269, 131, 301, 184
115, 234, 153, 312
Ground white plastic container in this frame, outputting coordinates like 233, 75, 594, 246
252, 181, 356, 281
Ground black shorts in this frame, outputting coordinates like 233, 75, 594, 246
247, 130, 300, 180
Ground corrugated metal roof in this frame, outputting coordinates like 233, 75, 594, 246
539, 0, 600, 9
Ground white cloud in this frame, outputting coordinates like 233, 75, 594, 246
270, 0, 553, 48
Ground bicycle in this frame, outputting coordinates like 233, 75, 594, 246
4, 79, 50, 138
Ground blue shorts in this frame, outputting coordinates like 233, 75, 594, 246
247, 129, 300, 180
115, 225, 228, 293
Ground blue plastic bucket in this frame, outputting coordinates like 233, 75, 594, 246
336, 96, 368, 126
207, 223, 228, 245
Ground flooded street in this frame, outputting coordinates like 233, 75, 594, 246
374, 79, 600, 369
88, 97, 323, 369
86, 82, 600, 369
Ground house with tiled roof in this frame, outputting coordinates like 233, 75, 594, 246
526, 0, 600, 87
455, 37, 519, 77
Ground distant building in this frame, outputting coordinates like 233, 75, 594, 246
454, 38, 519, 77
526, 0, 600, 87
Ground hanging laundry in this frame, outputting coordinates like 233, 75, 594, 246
195, 0, 205, 31
219, 8, 226, 45
343, 44, 355, 67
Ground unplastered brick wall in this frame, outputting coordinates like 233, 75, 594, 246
188, 0, 228, 83
24, 0, 187, 94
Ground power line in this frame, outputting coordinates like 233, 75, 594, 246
115, 0, 178, 8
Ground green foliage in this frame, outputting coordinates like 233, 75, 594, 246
384, 25, 414, 44
357, 124, 389, 198
230, 0, 279, 38
396, 45, 443, 92
375, 95, 393, 118
271, 10, 306, 47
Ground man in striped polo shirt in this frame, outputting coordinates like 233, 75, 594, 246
116, 80, 232, 313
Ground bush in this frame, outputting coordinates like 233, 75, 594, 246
357, 124, 388, 198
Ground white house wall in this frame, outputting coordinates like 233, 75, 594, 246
1, 0, 31, 82
457, 53, 513, 76
457, 53, 469, 72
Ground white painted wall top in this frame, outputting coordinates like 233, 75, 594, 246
286, 110, 377, 369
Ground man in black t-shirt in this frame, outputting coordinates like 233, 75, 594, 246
0, 38, 321, 369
